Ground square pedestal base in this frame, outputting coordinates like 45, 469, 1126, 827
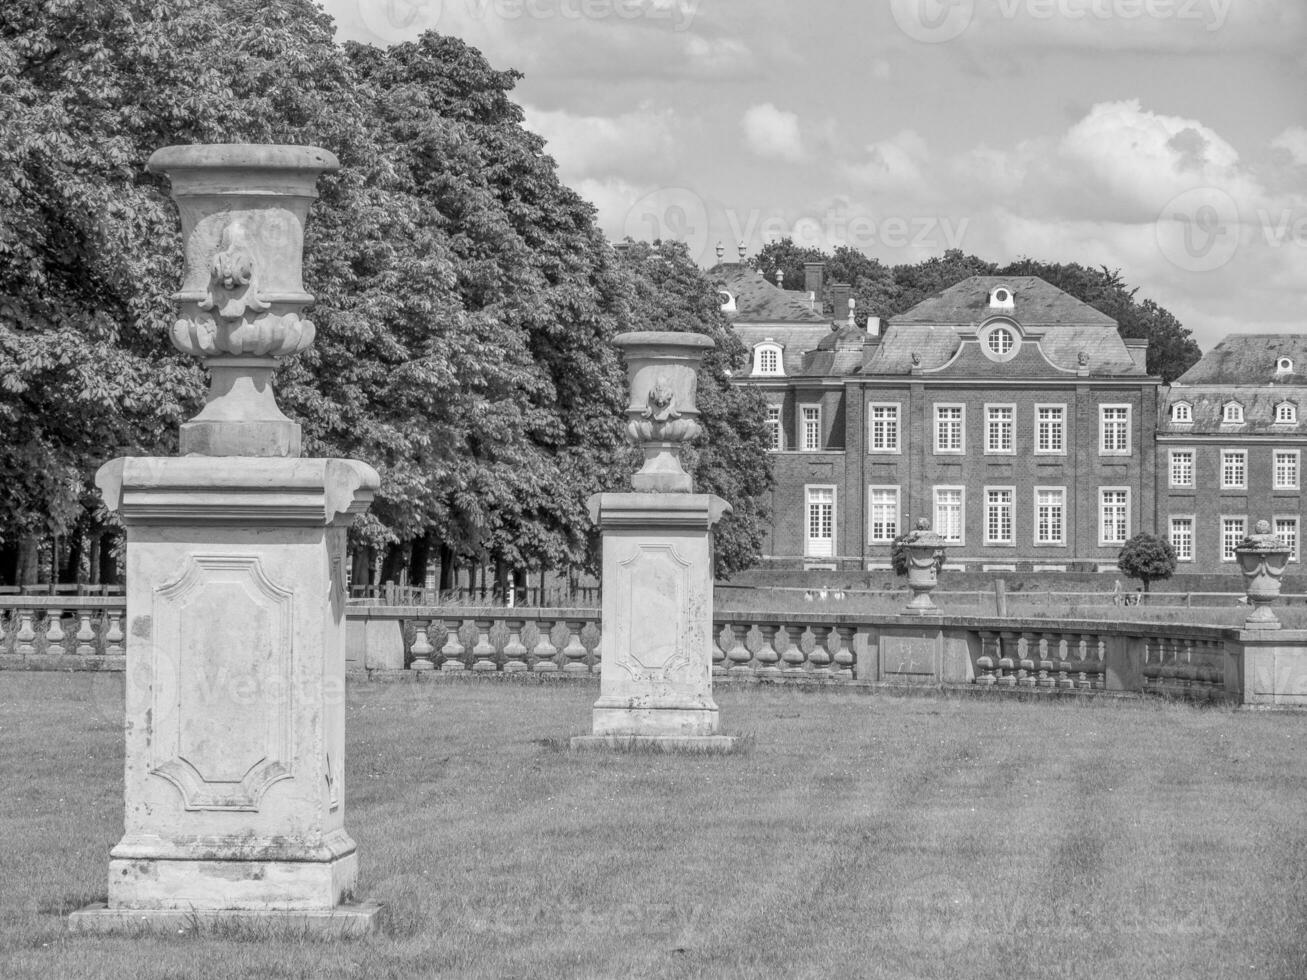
592, 703, 720, 738
68, 902, 381, 938
107, 849, 358, 911
571, 734, 740, 753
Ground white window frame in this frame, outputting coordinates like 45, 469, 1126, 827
934, 403, 965, 455
1098, 487, 1131, 547
1221, 449, 1247, 490
1033, 486, 1066, 547
800, 404, 822, 452
1099, 404, 1131, 456
1274, 515, 1300, 563
1220, 515, 1247, 563
753, 343, 784, 377
1034, 404, 1066, 455
867, 402, 901, 454
1169, 515, 1195, 563
805, 485, 836, 559
867, 485, 901, 544
1169, 449, 1195, 488
983, 486, 1015, 546
1170, 401, 1193, 423
933, 485, 965, 546
765, 404, 783, 452
1276, 402, 1298, 424
1275, 450, 1300, 490
1222, 401, 1244, 424
984, 403, 1016, 455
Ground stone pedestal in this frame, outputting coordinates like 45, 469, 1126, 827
69, 456, 380, 934
1229, 630, 1307, 707
572, 493, 737, 752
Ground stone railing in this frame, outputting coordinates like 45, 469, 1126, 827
10, 597, 1305, 707
0, 597, 127, 669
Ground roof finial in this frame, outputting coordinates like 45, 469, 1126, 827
715, 241, 725, 262
848, 296, 856, 327
776, 268, 785, 288
737, 241, 747, 262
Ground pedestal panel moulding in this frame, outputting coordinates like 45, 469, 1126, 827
615, 542, 692, 684
151, 554, 295, 811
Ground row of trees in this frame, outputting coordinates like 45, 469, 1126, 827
0, 1, 770, 586
750, 242, 1202, 383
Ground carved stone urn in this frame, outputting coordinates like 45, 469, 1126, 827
614, 331, 714, 492
901, 518, 946, 615
146, 144, 340, 458
1235, 521, 1291, 630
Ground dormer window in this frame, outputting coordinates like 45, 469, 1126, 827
1171, 401, 1193, 423
753, 342, 784, 377
979, 320, 1020, 362
988, 285, 1015, 312
988, 328, 1014, 356
1277, 357, 1294, 374
1222, 402, 1244, 424
1277, 401, 1298, 424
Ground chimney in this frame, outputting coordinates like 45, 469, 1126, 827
829, 283, 851, 325
804, 261, 824, 296
866, 316, 881, 338
1124, 337, 1150, 372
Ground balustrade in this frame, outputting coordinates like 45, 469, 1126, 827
0, 600, 125, 662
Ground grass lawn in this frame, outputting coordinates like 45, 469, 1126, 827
2, 673, 1307, 979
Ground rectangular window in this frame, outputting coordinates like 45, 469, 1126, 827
985, 404, 1015, 454
1099, 489, 1130, 545
1221, 450, 1247, 489
1275, 451, 1300, 490
1169, 516, 1194, 562
984, 488, 1014, 545
935, 404, 964, 453
1276, 517, 1299, 562
805, 486, 835, 558
801, 405, 821, 452
1169, 450, 1194, 488
765, 405, 782, 452
868, 486, 900, 543
933, 486, 964, 545
1035, 405, 1065, 454
1099, 405, 1131, 455
868, 403, 900, 453
1034, 488, 1066, 545
1221, 516, 1247, 562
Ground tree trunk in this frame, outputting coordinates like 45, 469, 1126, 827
17, 534, 40, 586
62, 529, 84, 583
379, 542, 407, 585
350, 546, 370, 594
98, 530, 121, 585
0, 542, 17, 586
438, 543, 454, 592
410, 535, 430, 588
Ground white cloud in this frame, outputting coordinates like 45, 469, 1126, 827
521, 104, 678, 182
840, 130, 930, 194
1271, 127, 1307, 168
741, 103, 805, 163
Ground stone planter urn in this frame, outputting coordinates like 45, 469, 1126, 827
147, 143, 339, 458
614, 331, 714, 492
1235, 521, 1291, 630
901, 518, 946, 615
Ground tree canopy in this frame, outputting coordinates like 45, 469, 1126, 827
1117, 533, 1178, 592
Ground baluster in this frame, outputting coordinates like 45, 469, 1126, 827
75, 610, 97, 657
1066, 633, 1087, 690
780, 625, 806, 673
561, 620, 589, 673
711, 623, 729, 677
809, 625, 833, 674
15, 609, 37, 657
410, 620, 436, 671
755, 624, 782, 676
974, 630, 999, 686
45, 609, 67, 655
1045, 631, 1069, 689
104, 610, 125, 658
726, 623, 753, 675
440, 617, 467, 672
587, 622, 602, 675
531, 619, 559, 672
471, 618, 498, 671
833, 626, 856, 679
502, 619, 529, 673
1031, 632, 1051, 688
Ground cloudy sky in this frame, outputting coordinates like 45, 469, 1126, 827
329, 0, 1305, 351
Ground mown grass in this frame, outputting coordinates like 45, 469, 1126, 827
3, 673, 1306, 979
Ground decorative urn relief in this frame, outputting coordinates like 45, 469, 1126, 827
1235, 521, 1291, 630
614, 331, 714, 492
146, 144, 340, 458
901, 518, 946, 615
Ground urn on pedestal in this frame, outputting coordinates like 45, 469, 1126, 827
900, 518, 946, 615
1235, 521, 1292, 630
